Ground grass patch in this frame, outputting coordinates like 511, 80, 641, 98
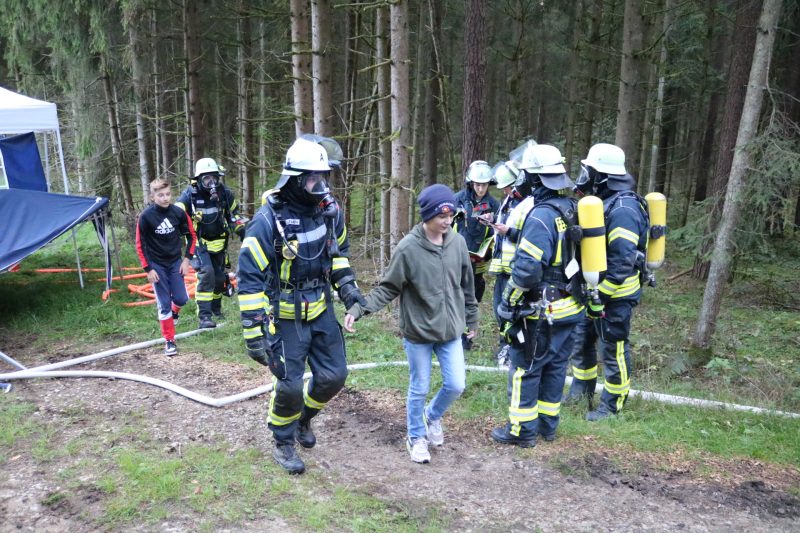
0, 398, 40, 461
99, 443, 448, 531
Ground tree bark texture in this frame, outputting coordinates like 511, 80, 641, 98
614, 0, 646, 176
390, 0, 411, 249
693, 0, 783, 350
184, 0, 205, 163
693, 0, 761, 279
376, 6, 392, 268
461, 0, 488, 175
291, 0, 314, 136
101, 59, 134, 214
311, 0, 334, 136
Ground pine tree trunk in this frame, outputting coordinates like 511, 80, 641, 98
564, 0, 584, 175
692, 0, 783, 350
184, 0, 205, 163
376, 6, 392, 269
311, 0, 333, 136
461, 0, 488, 174
237, 6, 254, 214
126, 1, 154, 204
692, 0, 761, 280
580, 0, 604, 154
101, 58, 135, 214
390, 0, 411, 248
422, 0, 444, 187
647, 0, 673, 193
290, 0, 314, 136
615, 0, 646, 175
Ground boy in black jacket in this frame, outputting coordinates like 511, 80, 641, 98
136, 178, 198, 355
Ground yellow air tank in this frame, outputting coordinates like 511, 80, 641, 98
577, 195, 607, 289
645, 192, 667, 270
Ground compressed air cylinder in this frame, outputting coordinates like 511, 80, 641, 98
645, 192, 667, 270
577, 195, 607, 288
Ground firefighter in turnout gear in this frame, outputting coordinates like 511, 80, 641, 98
454, 160, 500, 350
490, 144, 585, 446
236, 137, 365, 474
176, 158, 247, 329
564, 143, 649, 421
488, 160, 522, 367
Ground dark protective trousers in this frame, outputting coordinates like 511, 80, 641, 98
506, 319, 576, 439
267, 306, 348, 445
567, 301, 635, 413
194, 247, 226, 318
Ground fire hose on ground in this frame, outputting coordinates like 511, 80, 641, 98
0, 333, 798, 418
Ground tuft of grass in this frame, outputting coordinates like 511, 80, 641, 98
0, 398, 40, 461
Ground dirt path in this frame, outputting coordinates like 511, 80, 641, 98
1, 343, 799, 532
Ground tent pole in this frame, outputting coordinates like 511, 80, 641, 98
54, 116, 84, 287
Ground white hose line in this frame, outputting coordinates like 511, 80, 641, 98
12, 324, 224, 374
0, 350, 26, 370
1, 359, 798, 418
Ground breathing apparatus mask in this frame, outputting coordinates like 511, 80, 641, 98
296, 171, 338, 218
574, 165, 602, 197
198, 172, 221, 200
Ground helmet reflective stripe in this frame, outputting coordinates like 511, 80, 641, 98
581, 143, 626, 175
519, 144, 566, 174
465, 160, 493, 183
195, 157, 220, 177
283, 138, 332, 176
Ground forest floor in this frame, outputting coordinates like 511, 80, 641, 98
2, 333, 799, 532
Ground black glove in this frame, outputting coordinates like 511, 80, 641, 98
496, 301, 519, 324
587, 300, 605, 320
339, 283, 367, 309
245, 337, 269, 366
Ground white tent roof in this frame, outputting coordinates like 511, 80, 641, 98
0, 87, 59, 133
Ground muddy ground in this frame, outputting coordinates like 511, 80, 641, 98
1, 336, 799, 532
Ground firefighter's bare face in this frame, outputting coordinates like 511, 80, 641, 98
151, 187, 172, 208
473, 182, 489, 199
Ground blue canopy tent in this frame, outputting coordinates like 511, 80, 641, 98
0, 189, 113, 292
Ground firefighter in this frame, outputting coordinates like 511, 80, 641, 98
487, 160, 521, 367
453, 160, 500, 349
236, 137, 365, 474
564, 143, 649, 421
491, 144, 585, 446
176, 158, 247, 329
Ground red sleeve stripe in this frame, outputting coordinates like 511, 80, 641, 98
135, 215, 149, 270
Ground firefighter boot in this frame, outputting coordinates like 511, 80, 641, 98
491, 424, 536, 448
586, 404, 614, 422
273, 443, 305, 474
563, 378, 596, 409
295, 419, 316, 449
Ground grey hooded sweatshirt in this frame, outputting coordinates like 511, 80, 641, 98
347, 223, 479, 343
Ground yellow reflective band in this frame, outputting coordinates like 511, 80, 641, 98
332, 257, 350, 271
303, 381, 326, 410
203, 238, 226, 253
553, 239, 563, 266
611, 274, 641, 298
509, 287, 526, 306
268, 409, 302, 426
337, 225, 347, 246
538, 400, 561, 417
548, 297, 584, 320
212, 293, 222, 300
230, 199, 238, 211
608, 226, 640, 245
175, 201, 187, 211
238, 292, 266, 312
242, 326, 262, 339
509, 405, 538, 424
519, 238, 544, 261
278, 294, 327, 320
511, 367, 524, 410
242, 237, 269, 271
280, 258, 291, 282
603, 380, 630, 395
475, 262, 489, 274
617, 340, 629, 389
488, 259, 503, 274
572, 365, 598, 380
196, 291, 214, 302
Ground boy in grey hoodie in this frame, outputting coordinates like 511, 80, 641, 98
344, 184, 479, 463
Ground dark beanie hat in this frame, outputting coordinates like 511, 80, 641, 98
418, 184, 456, 222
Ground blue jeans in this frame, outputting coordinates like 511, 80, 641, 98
404, 337, 466, 440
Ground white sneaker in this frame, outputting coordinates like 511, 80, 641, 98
406, 437, 431, 463
425, 414, 444, 446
